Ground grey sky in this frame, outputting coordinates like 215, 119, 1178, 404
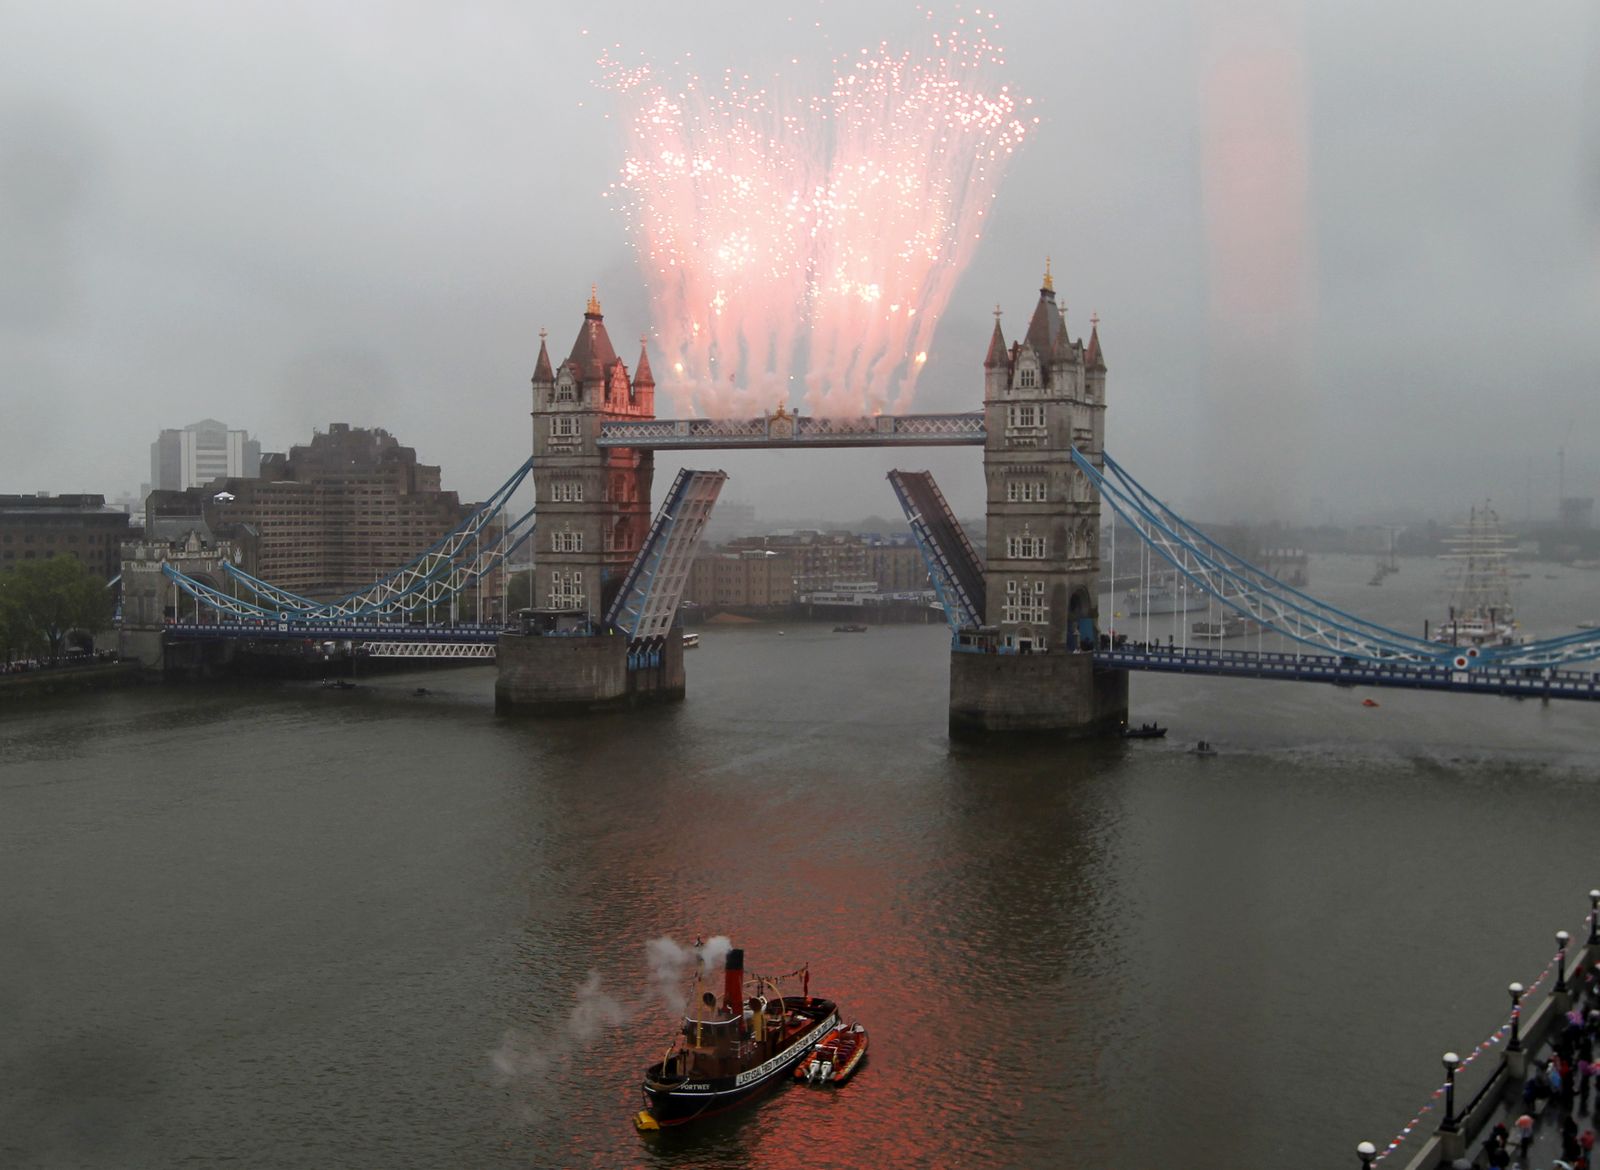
1, 0, 1594, 526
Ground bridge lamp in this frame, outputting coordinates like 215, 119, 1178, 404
1557, 930, 1571, 993
1589, 890, 1600, 944
1440, 1052, 1460, 1131
1356, 1140, 1376, 1168
1508, 983, 1524, 1051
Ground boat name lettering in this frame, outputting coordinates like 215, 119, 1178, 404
678, 1082, 709, 1090
735, 1016, 835, 1087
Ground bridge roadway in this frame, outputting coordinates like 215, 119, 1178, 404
1093, 643, 1600, 702
167, 622, 1600, 700
165, 621, 500, 643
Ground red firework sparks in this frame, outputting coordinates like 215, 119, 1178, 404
599, 8, 1036, 416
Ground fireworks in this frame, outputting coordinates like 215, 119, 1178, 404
599, 9, 1035, 416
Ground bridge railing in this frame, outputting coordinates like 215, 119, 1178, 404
597, 411, 986, 448
1360, 901, 1598, 1170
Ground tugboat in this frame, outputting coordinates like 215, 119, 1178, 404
794, 1021, 869, 1085
635, 947, 839, 1130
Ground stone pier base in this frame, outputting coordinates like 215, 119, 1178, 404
494, 631, 685, 714
949, 649, 1128, 739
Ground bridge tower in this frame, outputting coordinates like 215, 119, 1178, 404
949, 263, 1128, 736
497, 288, 675, 713
527, 287, 656, 623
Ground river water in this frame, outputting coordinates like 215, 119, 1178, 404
4, 554, 1598, 1169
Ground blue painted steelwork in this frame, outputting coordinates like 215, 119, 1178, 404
605, 468, 727, 645
161, 457, 535, 623
1079, 448, 1600, 668
1094, 643, 1600, 702
1078, 448, 1443, 663
597, 411, 985, 450
165, 620, 500, 643
213, 457, 535, 620
218, 507, 535, 620
887, 470, 985, 636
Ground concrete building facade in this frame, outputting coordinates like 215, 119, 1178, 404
0, 494, 132, 581
150, 419, 262, 492
146, 424, 475, 600
687, 549, 798, 609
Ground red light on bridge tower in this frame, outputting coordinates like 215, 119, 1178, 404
529, 288, 658, 626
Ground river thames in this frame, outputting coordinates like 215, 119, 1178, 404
4, 553, 1598, 1169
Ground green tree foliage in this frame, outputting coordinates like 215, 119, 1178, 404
0, 555, 114, 661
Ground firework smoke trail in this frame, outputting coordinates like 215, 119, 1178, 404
601, 10, 1034, 416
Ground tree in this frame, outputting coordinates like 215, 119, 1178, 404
0, 555, 114, 660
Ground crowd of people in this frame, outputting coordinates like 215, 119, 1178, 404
1, 649, 119, 675
1482, 965, 1600, 1169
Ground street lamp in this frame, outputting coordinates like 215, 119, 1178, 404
1557, 930, 1572, 994
1357, 1140, 1376, 1168
1509, 982, 1525, 1051
1441, 1052, 1461, 1131
1590, 890, 1599, 945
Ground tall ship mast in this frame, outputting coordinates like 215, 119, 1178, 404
1434, 501, 1518, 647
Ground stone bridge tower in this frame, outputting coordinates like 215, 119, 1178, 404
528, 288, 656, 625
949, 263, 1128, 736
980, 261, 1107, 651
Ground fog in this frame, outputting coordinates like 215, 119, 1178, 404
1, 0, 1595, 526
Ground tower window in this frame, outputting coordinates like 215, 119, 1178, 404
1006, 533, 1048, 559
1006, 404, 1040, 430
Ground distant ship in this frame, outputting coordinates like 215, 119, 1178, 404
1122, 575, 1195, 616
1192, 616, 1259, 640
1433, 503, 1519, 648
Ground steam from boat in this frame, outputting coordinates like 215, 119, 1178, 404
490, 971, 627, 1080
645, 934, 732, 1012
489, 935, 736, 1096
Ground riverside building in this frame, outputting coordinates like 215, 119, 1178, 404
145, 424, 479, 601
0, 494, 132, 581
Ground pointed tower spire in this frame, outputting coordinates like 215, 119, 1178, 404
532, 327, 554, 383
1042, 256, 1054, 293
984, 305, 1008, 368
1086, 313, 1106, 370
634, 336, 655, 388
586, 285, 602, 317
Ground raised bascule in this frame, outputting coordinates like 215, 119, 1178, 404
146, 268, 1600, 730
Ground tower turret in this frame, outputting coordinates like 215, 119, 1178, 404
633, 337, 656, 415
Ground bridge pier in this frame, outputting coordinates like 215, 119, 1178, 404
949, 649, 1127, 738
495, 624, 685, 714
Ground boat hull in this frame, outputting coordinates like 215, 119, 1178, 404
640, 1004, 839, 1127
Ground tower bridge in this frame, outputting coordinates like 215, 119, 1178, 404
142, 269, 1600, 732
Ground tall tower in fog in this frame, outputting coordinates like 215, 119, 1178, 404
978, 262, 1108, 651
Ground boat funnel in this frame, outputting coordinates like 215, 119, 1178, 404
724, 947, 744, 1009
